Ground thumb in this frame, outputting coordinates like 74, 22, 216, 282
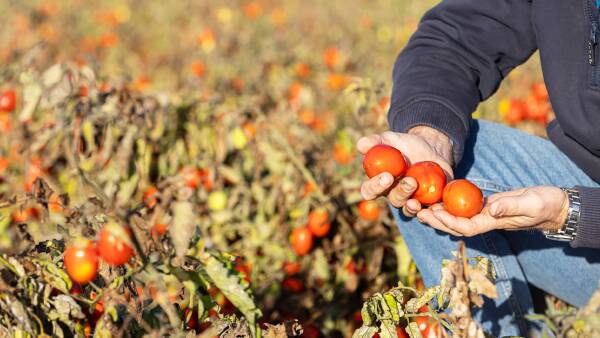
488, 195, 525, 217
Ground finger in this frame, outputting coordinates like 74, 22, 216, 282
484, 188, 527, 205
402, 199, 421, 217
430, 209, 476, 236
429, 203, 444, 211
356, 135, 384, 154
487, 195, 528, 218
360, 172, 394, 200
388, 176, 418, 208
417, 209, 462, 236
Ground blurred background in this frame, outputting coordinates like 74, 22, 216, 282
0, 1, 555, 337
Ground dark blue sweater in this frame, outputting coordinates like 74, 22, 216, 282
389, 0, 600, 248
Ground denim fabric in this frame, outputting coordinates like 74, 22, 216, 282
390, 120, 600, 337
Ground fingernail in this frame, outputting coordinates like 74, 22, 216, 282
379, 174, 392, 186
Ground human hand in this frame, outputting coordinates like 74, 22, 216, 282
357, 126, 454, 217
416, 186, 569, 237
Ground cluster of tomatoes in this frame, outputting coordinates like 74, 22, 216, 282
500, 82, 552, 126
363, 144, 484, 218
63, 222, 135, 285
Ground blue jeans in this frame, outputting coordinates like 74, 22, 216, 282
391, 120, 600, 337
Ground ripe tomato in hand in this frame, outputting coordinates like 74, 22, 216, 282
64, 240, 98, 285
362, 145, 407, 179
307, 209, 331, 237
442, 179, 484, 218
290, 226, 313, 256
358, 200, 380, 221
97, 223, 135, 265
405, 161, 447, 205
0, 90, 16, 112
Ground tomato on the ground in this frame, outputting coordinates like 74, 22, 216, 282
64, 239, 99, 285
290, 226, 313, 256
97, 223, 135, 265
358, 200, 380, 221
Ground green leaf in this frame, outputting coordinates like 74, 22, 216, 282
351, 325, 379, 338
405, 322, 423, 338
201, 252, 262, 337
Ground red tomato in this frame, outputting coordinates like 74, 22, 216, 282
283, 261, 302, 276
358, 200, 380, 221
97, 223, 135, 265
151, 223, 169, 237
505, 99, 527, 125
396, 327, 409, 338
531, 82, 549, 102
362, 145, 407, 179
180, 167, 201, 189
442, 179, 484, 218
282, 277, 305, 293
307, 209, 331, 237
303, 324, 320, 338
143, 186, 159, 208
415, 316, 441, 338
405, 161, 447, 205
290, 226, 313, 256
0, 90, 16, 112
64, 240, 98, 285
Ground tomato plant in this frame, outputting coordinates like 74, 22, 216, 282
405, 161, 447, 205
97, 223, 135, 266
63, 240, 99, 285
363, 144, 407, 178
442, 179, 484, 218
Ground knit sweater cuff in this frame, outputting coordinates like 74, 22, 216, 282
571, 186, 600, 249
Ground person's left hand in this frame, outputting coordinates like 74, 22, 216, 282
416, 186, 570, 237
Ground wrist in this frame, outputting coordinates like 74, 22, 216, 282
408, 126, 454, 166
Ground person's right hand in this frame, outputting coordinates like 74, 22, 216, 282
356, 126, 454, 217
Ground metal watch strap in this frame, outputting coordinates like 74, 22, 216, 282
543, 188, 581, 242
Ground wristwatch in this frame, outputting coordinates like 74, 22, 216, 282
543, 188, 581, 242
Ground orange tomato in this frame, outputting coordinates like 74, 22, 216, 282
64, 240, 98, 285
531, 82, 549, 102
333, 143, 354, 165
282, 277, 304, 293
190, 60, 206, 77
295, 62, 311, 78
505, 99, 527, 125
358, 200, 380, 221
151, 223, 169, 237
323, 47, 340, 69
97, 223, 135, 266
405, 161, 447, 205
363, 145, 407, 179
442, 179, 484, 218
143, 186, 159, 208
290, 226, 313, 256
415, 316, 441, 338
307, 209, 331, 237
283, 261, 302, 276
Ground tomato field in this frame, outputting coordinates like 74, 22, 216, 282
0, 1, 597, 338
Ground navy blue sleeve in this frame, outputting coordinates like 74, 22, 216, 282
388, 0, 537, 164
